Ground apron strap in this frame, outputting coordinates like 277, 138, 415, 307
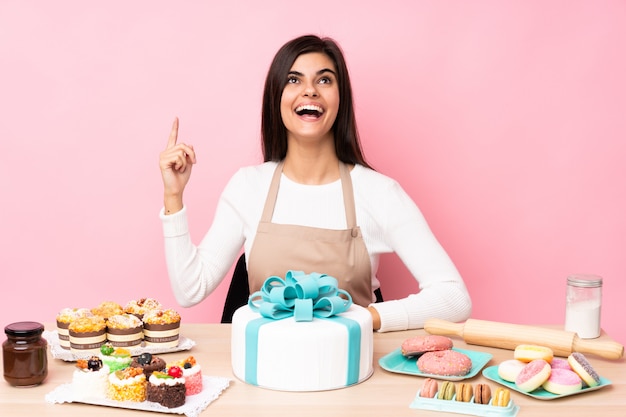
260, 161, 358, 230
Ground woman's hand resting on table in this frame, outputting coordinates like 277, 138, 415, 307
159, 117, 197, 214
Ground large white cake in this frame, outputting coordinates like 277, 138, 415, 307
231, 303, 373, 391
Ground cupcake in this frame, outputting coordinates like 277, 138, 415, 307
130, 352, 166, 379
68, 316, 107, 356
107, 367, 147, 402
143, 309, 181, 348
106, 314, 143, 347
56, 308, 93, 350
100, 343, 132, 372
147, 366, 186, 408
125, 298, 163, 320
91, 301, 124, 320
71, 356, 110, 400
170, 356, 202, 395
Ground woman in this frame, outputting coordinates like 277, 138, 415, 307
159, 35, 471, 332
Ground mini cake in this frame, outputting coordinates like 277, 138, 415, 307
56, 308, 93, 350
71, 356, 110, 400
170, 356, 202, 395
147, 366, 186, 408
100, 343, 132, 372
130, 353, 166, 379
107, 367, 147, 402
125, 298, 163, 320
106, 314, 143, 347
68, 316, 107, 356
91, 301, 124, 320
143, 309, 181, 348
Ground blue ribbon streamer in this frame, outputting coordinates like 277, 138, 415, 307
244, 271, 361, 387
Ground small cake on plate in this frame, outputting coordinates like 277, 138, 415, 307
71, 356, 110, 400
91, 301, 124, 320
130, 352, 166, 379
125, 298, 162, 320
56, 308, 93, 350
107, 367, 147, 402
147, 366, 186, 408
170, 356, 202, 395
106, 314, 143, 347
143, 309, 181, 348
100, 343, 132, 372
68, 316, 107, 356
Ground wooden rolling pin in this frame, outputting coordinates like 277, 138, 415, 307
424, 318, 624, 360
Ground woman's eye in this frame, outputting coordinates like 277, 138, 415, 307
319, 77, 332, 84
287, 76, 299, 84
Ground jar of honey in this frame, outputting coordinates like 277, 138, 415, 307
3, 321, 48, 387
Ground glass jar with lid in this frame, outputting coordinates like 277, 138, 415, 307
3, 321, 48, 387
564, 274, 603, 339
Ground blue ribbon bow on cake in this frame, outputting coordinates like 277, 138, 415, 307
248, 270, 353, 321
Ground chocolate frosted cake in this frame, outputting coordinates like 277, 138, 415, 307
147, 367, 186, 408
130, 353, 166, 379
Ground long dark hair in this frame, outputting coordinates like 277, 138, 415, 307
261, 35, 371, 168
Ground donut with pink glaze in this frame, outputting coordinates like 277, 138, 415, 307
550, 358, 571, 370
401, 335, 453, 357
542, 368, 582, 395
515, 359, 551, 392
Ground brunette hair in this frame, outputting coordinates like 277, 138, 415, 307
261, 35, 371, 168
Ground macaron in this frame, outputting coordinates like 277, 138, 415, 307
437, 381, 456, 401
542, 368, 583, 395
474, 383, 491, 404
515, 359, 552, 392
401, 335, 453, 357
568, 352, 601, 387
420, 378, 438, 398
492, 387, 511, 407
497, 359, 526, 382
514, 344, 554, 363
455, 382, 473, 402
417, 350, 473, 376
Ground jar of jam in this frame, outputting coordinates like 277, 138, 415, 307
3, 321, 48, 387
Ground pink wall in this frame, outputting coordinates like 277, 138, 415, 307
2, 1, 625, 345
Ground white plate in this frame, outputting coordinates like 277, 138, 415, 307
45, 375, 230, 417
44, 330, 196, 361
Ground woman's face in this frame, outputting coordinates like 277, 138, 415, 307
280, 52, 340, 144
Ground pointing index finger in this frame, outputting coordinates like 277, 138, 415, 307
167, 117, 179, 148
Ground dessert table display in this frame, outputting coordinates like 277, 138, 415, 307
2, 323, 625, 416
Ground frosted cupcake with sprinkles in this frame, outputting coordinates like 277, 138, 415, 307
143, 309, 181, 348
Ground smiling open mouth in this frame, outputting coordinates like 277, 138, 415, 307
295, 104, 324, 118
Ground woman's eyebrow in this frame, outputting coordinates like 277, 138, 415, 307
288, 68, 337, 77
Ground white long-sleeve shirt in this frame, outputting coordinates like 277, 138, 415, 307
160, 161, 471, 332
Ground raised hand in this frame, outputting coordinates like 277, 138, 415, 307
159, 117, 197, 214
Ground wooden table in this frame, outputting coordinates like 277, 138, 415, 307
2, 323, 624, 416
